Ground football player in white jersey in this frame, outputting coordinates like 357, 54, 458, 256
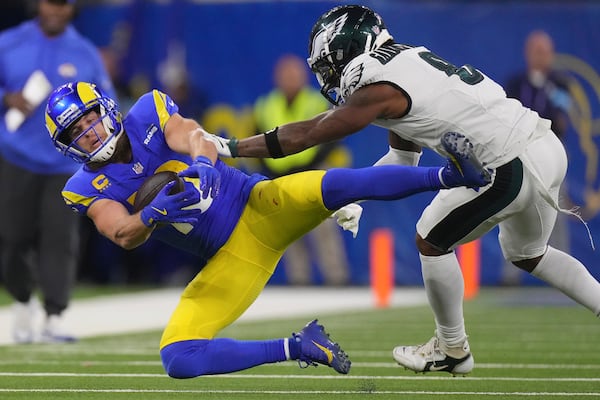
207, 5, 600, 375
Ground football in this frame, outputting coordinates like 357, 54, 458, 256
133, 171, 185, 213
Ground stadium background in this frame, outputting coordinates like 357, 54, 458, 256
3, 0, 600, 286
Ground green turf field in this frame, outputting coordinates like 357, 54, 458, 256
0, 288, 598, 400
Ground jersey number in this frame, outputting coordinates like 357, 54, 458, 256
418, 51, 483, 85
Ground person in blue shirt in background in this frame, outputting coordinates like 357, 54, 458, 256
502, 30, 574, 285
0, 0, 115, 343
44, 81, 489, 377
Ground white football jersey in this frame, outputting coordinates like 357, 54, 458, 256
340, 44, 551, 168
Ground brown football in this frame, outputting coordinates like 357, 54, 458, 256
132, 171, 185, 213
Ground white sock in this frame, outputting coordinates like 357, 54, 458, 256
531, 246, 600, 317
420, 252, 467, 347
283, 337, 291, 360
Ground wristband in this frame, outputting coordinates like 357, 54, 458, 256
263, 127, 285, 158
194, 155, 213, 166
228, 137, 239, 157
140, 207, 158, 227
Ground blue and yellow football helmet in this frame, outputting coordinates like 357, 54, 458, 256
45, 81, 123, 163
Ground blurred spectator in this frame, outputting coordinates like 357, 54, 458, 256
502, 30, 573, 285
0, 0, 115, 343
506, 30, 571, 139
158, 41, 207, 122
253, 54, 351, 285
99, 46, 136, 113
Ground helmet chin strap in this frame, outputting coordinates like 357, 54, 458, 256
88, 108, 123, 162
89, 128, 123, 162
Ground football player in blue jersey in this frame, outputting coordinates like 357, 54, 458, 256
44, 81, 489, 378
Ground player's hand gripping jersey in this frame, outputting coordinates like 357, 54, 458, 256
340, 43, 550, 169
61, 90, 266, 264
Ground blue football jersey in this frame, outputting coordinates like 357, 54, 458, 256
62, 90, 266, 264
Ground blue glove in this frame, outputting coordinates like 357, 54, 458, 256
140, 180, 201, 227
179, 156, 221, 199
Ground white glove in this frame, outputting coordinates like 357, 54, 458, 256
330, 203, 363, 238
202, 131, 235, 158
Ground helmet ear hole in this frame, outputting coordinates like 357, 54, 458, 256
101, 106, 115, 133
57, 130, 73, 146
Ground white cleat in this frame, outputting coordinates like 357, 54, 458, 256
393, 335, 474, 376
12, 299, 39, 344
40, 314, 77, 343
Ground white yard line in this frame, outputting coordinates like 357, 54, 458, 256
0, 388, 598, 397
1, 372, 599, 382
1, 360, 599, 370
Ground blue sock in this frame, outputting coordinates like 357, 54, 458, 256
288, 335, 301, 359
321, 166, 441, 210
160, 338, 287, 378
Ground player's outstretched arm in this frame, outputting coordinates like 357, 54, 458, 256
231, 83, 408, 159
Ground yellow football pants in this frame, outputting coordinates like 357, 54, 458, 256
160, 170, 332, 348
